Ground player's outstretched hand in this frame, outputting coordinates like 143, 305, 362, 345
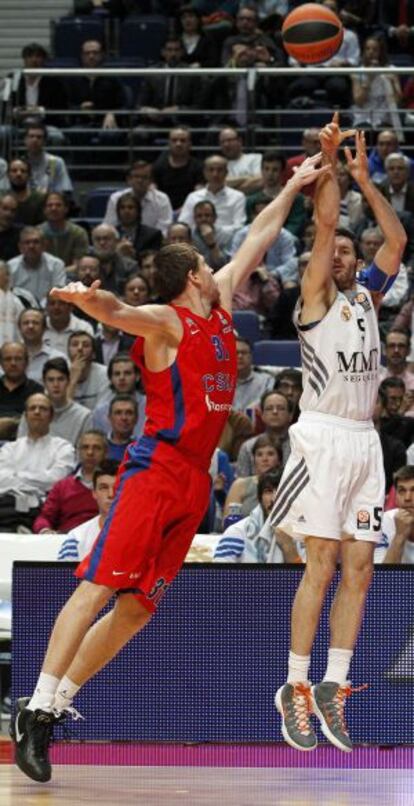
319, 110, 355, 156
290, 152, 331, 188
50, 279, 101, 305
343, 130, 370, 187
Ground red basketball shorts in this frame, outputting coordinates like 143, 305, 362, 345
76, 437, 211, 613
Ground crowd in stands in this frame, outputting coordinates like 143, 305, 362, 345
0, 0, 414, 582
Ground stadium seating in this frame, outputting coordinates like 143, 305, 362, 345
119, 15, 169, 63
253, 340, 301, 367
52, 16, 106, 59
84, 187, 122, 219
232, 310, 261, 345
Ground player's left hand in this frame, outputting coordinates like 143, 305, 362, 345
343, 129, 370, 187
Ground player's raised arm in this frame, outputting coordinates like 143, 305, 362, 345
49, 281, 181, 341
344, 130, 407, 281
214, 153, 330, 310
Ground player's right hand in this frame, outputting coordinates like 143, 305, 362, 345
395, 508, 414, 539
50, 279, 101, 303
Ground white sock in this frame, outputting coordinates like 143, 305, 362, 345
323, 647, 353, 685
53, 675, 81, 712
27, 672, 60, 712
287, 651, 311, 684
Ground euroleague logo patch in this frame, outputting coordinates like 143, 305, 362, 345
357, 509, 370, 530
341, 305, 352, 322
355, 292, 371, 313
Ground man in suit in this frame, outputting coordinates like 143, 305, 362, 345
379, 153, 414, 217
12, 42, 69, 130
138, 37, 197, 129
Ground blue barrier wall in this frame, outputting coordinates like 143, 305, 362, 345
12, 563, 414, 744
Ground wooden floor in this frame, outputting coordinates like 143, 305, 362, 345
1, 765, 414, 805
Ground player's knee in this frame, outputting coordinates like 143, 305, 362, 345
342, 560, 373, 591
71, 581, 114, 616
116, 594, 152, 631
306, 546, 337, 586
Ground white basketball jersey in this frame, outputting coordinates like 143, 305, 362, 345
295, 284, 380, 421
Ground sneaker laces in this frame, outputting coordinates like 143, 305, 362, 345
53, 705, 85, 722
330, 683, 368, 733
290, 683, 314, 736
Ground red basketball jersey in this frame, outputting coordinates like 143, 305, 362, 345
129, 304, 236, 472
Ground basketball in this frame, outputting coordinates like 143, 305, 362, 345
282, 3, 343, 64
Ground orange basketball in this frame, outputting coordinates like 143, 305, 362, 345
282, 3, 343, 64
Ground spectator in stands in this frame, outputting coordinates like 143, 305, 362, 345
94, 323, 133, 365
137, 250, 158, 300
351, 36, 403, 134
375, 466, 414, 564
165, 222, 193, 245
177, 4, 219, 67
12, 42, 69, 132
337, 161, 364, 232
378, 1, 414, 59
39, 193, 89, 268
115, 192, 162, 260
379, 377, 414, 448
230, 197, 299, 287
71, 255, 101, 330
218, 407, 254, 463
34, 430, 107, 535
201, 445, 235, 533
18, 308, 66, 383
0, 392, 75, 532
68, 40, 124, 132
7, 158, 46, 226
152, 126, 204, 212
104, 161, 173, 236
224, 433, 283, 518
91, 224, 136, 295
191, 200, 230, 269
0, 261, 24, 342
214, 469, 301, 563
67, 330, 109, 410
122, 273, 150, 307
379, 153, 414, 216
237, 389, 293, 475
43, 295, 94, 354
359, 225, 410, 333
274, 368, 302, 423
232, 261, 281, 332
234, 337, 274, 415
57, 459, 118, 561
221, 4, 278, 65
180, 155, 246, 238
8, 227, 66, 304
106, 394, 138, 461
218, 127, 262, 194
39, 357, 92, 445
92, 353, 146, 437
23, 122, 73, 195
379, 328, 414, 413
0, 195, 21, 261
137, 37, 198, 130
373, 391, 407, 493
283, 128, 320, 200
0, 341, 43, 439
0, 158, 8, 192
246, 152, 306, 238
368, 129, 400, 185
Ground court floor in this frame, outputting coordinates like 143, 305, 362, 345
0, 765, 414, 806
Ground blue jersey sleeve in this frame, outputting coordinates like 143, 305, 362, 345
357, 261, 398, 294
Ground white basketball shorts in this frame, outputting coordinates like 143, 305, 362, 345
269, 411, 385, 543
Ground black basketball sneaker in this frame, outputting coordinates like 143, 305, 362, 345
10, 697, 57, 782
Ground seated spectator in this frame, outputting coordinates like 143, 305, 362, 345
39, 192, 89, 268
373, 391, 407, 493
7, 158, 46, 226
224, 433, 283, 518
137, 37, 198, 131
151, 126, 204, 212
218, 127, 262, 194
337, 161, 364, 232
232, 261, 281, 331
200, 446, 235, 533
231, 197, 299, 286
214, 469, 301, 563
165, 222, 193, 246
191, 200, 231, 269
221, 4, 278, 65
375, 465, 414, 564
107, 394, 138, 461
94, 323, 133, 365
378, 2, 414, 60
69, 254, 101, 329
368, 129, 401, 185
0, 341, 43, 439
34, 429, 108, 535
379, 377, 414, 449
177, 5, 219, 68
234, 337, 274, 415
103, 161, 173, 236
11, 42, 69, 133
0, 157, 8, 192
0, 261, 24, 342
378, 152, 414, 217
0, 392, 75, 532
283, 128, 320, 201
18, 357, 92, 445
359, 225, 409, 334
379, 328, 414, 415
18, 308, 66, 383
92, 353, 146, 437
91, 224, 136, 294
218, 407, 254, 462
8, 227, 66, 304
246, 152, 306, 238
236, 389, 293, 475
57, 459, 119, 561
274, 368, 302, 423
115, 192, 162, 261
351, 36, 403, 134
23, 122, 73, 195
179, 155, 246, 238
67, 330, 109, 410
67, 39, 124, 132
123, 273, 151, 307
43, 295, 94, 354
137, 250, 158, 301
0, 194, 21, 261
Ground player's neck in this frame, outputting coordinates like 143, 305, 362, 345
172, 289, 212, 319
